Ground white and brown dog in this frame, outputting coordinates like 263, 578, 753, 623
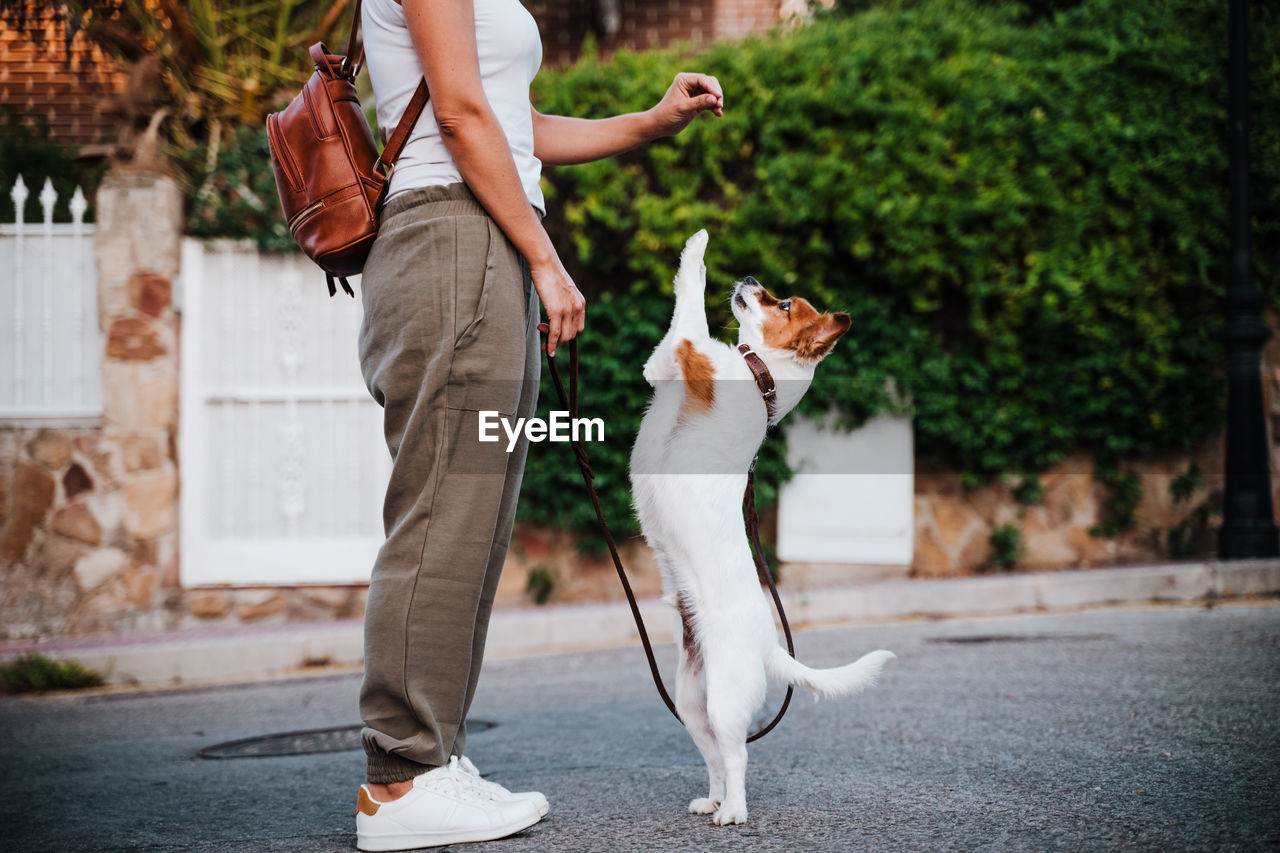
629, 230, 894, 826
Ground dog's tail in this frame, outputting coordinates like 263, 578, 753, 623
764, 646, 895, 700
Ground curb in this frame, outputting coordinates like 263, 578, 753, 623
774, 559, 1279, 627
3, 559, 1277, 689
0, 621, 364, 689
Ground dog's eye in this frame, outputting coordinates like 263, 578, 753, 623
778, 301, 791, 315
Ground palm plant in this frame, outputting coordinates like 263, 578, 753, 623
59, 0, 356, 163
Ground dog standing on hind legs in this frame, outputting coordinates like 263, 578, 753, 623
629, 229, 895, 825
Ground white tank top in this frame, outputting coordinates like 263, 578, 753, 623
362, 0, 545, 212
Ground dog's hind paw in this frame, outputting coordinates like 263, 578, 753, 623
688, 798, 720, 815
712, 801, 748, 826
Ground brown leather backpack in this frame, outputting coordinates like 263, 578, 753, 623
266, 0, 429, 297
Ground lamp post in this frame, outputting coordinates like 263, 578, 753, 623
1219, 0, 1279, 558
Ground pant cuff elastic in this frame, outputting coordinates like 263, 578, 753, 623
366, 750, 433, 785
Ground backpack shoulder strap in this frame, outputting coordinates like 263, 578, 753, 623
344, 0, 365, 77
376, 81, 430, 175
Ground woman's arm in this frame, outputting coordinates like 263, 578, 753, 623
532, 73, 724, 166
401, 0, 583, 354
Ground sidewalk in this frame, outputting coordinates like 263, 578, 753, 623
3, 558, 1277, 688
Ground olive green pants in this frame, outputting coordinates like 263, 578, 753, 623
356, 183, 540, 784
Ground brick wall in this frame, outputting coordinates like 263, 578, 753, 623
0, 2, 782, 158
713, 0, 783, 41
0, 5, 126, 153
525, 0, 781, 66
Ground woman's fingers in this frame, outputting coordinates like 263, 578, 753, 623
546, 312, 563, 357
568, 286, 586, 335
675, 71, 721, 97
676, 72, 723, 113
655, 72, 725, 134
559, 288, 586, 347
556, 296, 586, 354
685, 72, 723, 100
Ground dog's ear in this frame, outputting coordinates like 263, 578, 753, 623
804, 312, 851, 359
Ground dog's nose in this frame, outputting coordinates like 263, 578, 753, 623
743, 276, 760, 288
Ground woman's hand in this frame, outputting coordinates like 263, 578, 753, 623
530, 255, 586, 357
648, 72, 725, 138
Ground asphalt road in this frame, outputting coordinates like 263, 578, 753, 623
2, 603, 1277, 852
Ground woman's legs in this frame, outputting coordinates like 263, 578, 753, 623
356, 185, 539, 785
453, 256, 540, 761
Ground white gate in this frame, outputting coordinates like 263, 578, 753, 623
178, 239, 390, 586
0, 176, 100, 421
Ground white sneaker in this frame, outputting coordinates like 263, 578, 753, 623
457, 755, 550, 817
356, 758, 541, 851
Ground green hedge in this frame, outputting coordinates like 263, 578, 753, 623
184, 125, 297, 251
513, 0, 1279, 536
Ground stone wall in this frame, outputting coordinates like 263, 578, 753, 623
1, 170, 182, 638
494, 526, 665, 609
910, 313, 1280, 577
0, 415, 368, 641
911, 446, 1227, 577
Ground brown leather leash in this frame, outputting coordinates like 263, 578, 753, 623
539, 331, 795, 742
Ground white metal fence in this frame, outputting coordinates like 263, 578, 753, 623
0, 176, 101, 421
178, 239, 390, 586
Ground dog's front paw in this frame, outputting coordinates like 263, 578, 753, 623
688, 797, 720, 815
674, 230, 709, 297
683, 229, 709, 257
712, 800, 748, 826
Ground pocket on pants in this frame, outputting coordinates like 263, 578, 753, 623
445, 215, 529, 417
452, 216, 496, 346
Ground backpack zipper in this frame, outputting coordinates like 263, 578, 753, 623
287, 198, 324, 231
267, 114, 303, 193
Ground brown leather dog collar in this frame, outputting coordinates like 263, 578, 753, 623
737, 343, 777, 420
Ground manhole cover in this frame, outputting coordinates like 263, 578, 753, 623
198, 720, 497, 759
927, 633, 1115, 645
